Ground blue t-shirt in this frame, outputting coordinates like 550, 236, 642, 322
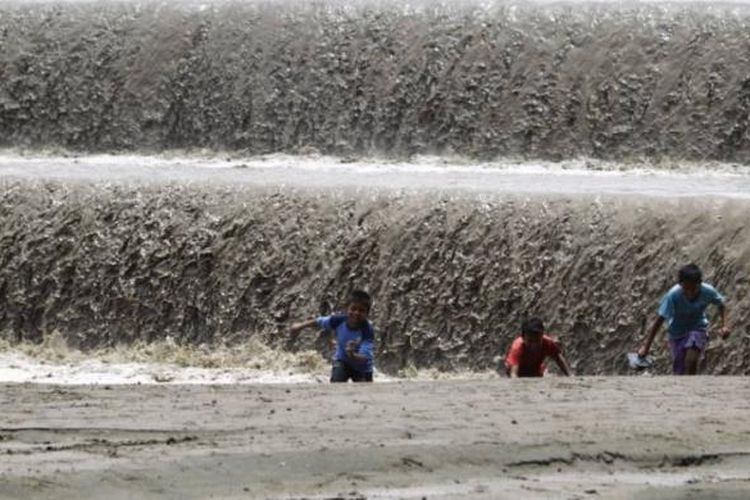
658, 283, 725, 339
316, 315, 374, 373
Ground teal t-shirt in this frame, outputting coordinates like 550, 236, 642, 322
658, 283, 725, 339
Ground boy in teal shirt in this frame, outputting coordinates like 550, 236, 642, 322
638, 264, 730, 375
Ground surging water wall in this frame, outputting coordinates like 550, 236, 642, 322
1, 179, 749, 375
2, 0, 750, 161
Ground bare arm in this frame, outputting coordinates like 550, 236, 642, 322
717, 304, 731, 338
289, 318, 319, 335
638, 315, 664, 357
553, 352, 572, 376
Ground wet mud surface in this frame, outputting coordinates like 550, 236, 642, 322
1, 377, 750, 499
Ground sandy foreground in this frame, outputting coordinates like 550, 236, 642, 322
0, 378, 749, 499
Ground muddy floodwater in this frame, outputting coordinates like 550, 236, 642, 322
1, 154, 749, 377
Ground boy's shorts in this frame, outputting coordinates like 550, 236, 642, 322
330, 361, 373, 383
668, 330, 707, 375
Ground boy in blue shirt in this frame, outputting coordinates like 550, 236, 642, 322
638, 264, 730, 375
290, 290, 375, 382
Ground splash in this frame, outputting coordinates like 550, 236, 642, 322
0, 330, 502, 384
0, 330, 332, 384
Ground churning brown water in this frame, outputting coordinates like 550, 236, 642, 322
2, 0, 750, 160
1, 155, 749, 375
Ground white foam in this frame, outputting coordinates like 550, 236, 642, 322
0, 351, 329, 385
0, 348, 498, 385
2, 150, 750, 199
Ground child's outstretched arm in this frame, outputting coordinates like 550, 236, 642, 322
553, 352, 572, 376
290, 319, 319, 336
638, 315, 664, 357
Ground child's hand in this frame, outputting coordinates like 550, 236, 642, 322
289, 324, 303, 336
345, 340, 359, 357
637, 345, 649, 358
719, 325, 731, 339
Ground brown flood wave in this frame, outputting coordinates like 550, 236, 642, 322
1, 178, 749, 375
2, 1, 750, 161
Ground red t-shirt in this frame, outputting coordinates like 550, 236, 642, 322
505, 335, 560, 377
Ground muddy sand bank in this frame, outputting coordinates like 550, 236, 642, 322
1, 377, 750, 499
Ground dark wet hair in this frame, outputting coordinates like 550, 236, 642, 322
521, 317, 545, 336
348, 289, 372, 312
678, 263, 702, 285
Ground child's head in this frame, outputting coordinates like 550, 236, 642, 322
346, 289, 371, 327
678, 263, 702, 300
521, 317, 545, 346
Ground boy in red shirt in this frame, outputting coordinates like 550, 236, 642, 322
504, 317, 572, 378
